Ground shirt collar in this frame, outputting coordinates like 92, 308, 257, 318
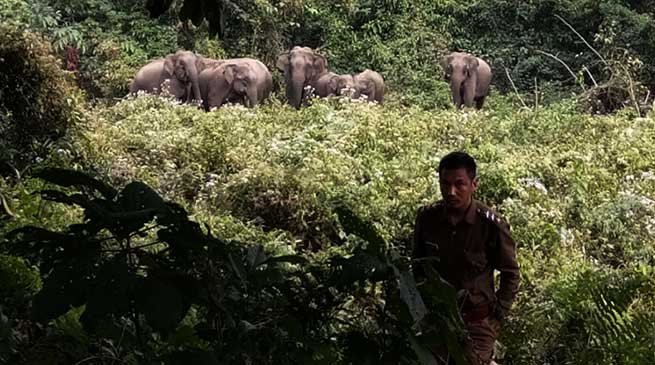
464, 199, 478, 225
440, 199, 478, 225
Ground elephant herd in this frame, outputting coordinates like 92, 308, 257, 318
129, 47, 492, 110
129, 51, 271, 110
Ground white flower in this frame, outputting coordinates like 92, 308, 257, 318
640, 171, 655, 181
519, 177, 548, 194
559, 227, 574, 245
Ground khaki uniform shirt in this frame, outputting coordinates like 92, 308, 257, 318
412, 199, 520, 319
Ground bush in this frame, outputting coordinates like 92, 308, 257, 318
0, 254, 40, 314
0, 24, 83, 169
67, 95, 655, 364
2, 168, 464, 364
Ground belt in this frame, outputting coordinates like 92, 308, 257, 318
461, 303, 490, 322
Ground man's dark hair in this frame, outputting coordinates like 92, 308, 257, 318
438, 151, 477, 179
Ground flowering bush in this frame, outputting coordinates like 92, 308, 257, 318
66, 94, 655, 362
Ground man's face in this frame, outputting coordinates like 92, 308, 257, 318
439, 167, 478, 212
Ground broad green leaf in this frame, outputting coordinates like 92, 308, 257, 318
395, 266, 427, 322
33, 168, 117, 200
118, 181, 167, 213
246, 245, 268, 269
81, 256, 135, 329
262, 254, 309, 266
5, 226, 99, 273
407, 331, 439, 365
32, 264, 90, 322
136, 277, 190, 333
335, 205, 386, 255
112, 182, 168, 237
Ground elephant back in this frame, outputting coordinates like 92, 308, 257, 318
130, 58, 167, 94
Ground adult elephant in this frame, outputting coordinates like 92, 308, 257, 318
314, 72, 356, 98
443, 52, 492, 109
129, 50, 206, 103
353, 69, 385, 104
276, 46, 328, 109
198, 58, 272, 110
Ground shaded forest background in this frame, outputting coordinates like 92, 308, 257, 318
1, 0, 655, 364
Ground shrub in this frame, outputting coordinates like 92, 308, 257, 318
0, 24, 83, 169
0, 254, 40, 314
2, 168, 464, 364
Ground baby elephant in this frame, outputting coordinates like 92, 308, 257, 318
314, 72, 356, 98
198, 58, 272, 110
129, 50, 205, 103
443, 52, 492, 109
353, 69, 384, 104
314, 70, 385, 104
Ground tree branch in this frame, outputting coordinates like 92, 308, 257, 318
554, 14, 609, 68
535, 50, 586, 91
504, 68, 528, 108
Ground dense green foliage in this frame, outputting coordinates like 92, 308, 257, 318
0, 24, 83, 167
1, 0, 655, 363
3, 167, 468, 364
15, 96, 646, 363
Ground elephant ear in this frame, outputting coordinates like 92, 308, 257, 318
465, 56, 480, 76
164, 54, 176, 76
196, 56, 210, 72
276, 52, 290, 72
223, 64, 237, 84
443, 64, 453, 80
359, 78, 373, 93
443, 54, 454, 67
328, 75, 339, 93
312, 54, 328, 76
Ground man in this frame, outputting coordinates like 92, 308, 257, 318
412, 151, 520, 365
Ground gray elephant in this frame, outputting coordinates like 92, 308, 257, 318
314, 72, 356, 98
198, 58, 272, 110
353, 69, 385, 104
129, 50, 206, 103
276, 46, 329, 109
443, 52, 492, 109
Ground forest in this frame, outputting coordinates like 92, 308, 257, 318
1, 0, 655, 364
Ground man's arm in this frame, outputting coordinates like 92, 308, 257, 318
493, 222, 520, 320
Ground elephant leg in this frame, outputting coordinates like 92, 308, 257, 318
207, 86, 227, 110
451, 83, 463, 108
475, 96, 486, 109
369, 89, 377, 103
168, 78, 188, 101
246, 88, 259, 107
455, 88, 465, 108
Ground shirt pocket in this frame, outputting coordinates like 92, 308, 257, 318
466, 251, 488, 276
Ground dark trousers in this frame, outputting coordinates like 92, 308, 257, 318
431, 316, 497, 365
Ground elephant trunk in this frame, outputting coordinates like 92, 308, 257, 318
188, 63, 202, 103
463, 73, 477, 107
450, 79, 463, 108
246, 86, 259, 108
287, 72, 305, 109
